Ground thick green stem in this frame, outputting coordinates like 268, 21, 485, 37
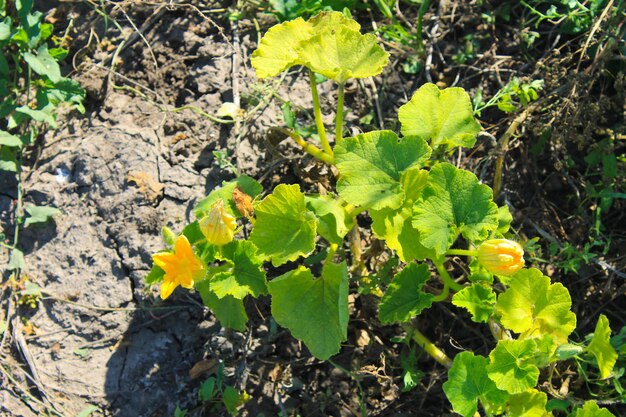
277, 128, 334, 165
445, 248, 477, 257
402, 323, 452, 368
434, 260, 464, 293
308, 69, 332, 156
335, 82, 345, 143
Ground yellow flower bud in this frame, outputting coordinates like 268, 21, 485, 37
477, 239, 525, 276
199, 199, 237, 245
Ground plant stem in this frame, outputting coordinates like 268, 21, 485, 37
445, 248, 477, 257
402, 323, 452, 368
276, 127, 334, 165
434, 260, 464, 293
335, 82, 345, 143
308, 69, 332, 156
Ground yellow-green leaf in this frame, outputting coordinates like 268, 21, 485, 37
507, 389, 550, 417
398, 83, 481, 149
587, 314, 618, 379
251, 17, 313, 79
496, 268, 576, 342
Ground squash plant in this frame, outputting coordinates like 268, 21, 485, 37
146, 11, 620, 417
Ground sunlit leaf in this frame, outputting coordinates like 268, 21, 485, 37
269, 263, 349, 360
209, 241, 267, 300
23, 44, 62, 83
507, 389, 550, 417
379, 263, 434, 324
587, 314, 618, 379
443, 351, 508, 417
24, 204, 61, 227
196, 280, 247, 331
335, 130, 431, 210
412, 162, 499, 256
195, 175, 262, 218
452, 283, 496, 323
0, 131, 22, 147
487, 339, 540, 394
496, 268, 576, 342
249, 184, 317, 266
572, 401, 616, 417
305, 194, 355, 245
398, 83, 481, 149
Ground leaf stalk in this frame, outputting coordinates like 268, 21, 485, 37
276, 128, 334, 165
434, 260, 464, 293
402, 323, 452, 368
308, 69, 333, 156
335, 82, 345, 143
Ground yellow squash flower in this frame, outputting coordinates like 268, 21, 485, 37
199, 199, 237, 245
477, 239, 525, 276
152, 235, 206, 300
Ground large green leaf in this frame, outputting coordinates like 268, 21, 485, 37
452, 283, 496, 323
443, 351, 508, 417
573, 401, 616, 417
412, 162, 499, 256
195, 175, 263, 218
23, 44, 62, 83
398, 83, 481, 149
507, 389, 549, 417
487, 339, 540, 394
24, 205, 61, 227
0, 131, 22, 147
196, 280, 247, 331
209, 241, 267, 300
370, 204, 434, 262
587, 314, 618, 379
251, 17, 313, 79
335, 130, 431, 211
305, 194, 354, 245
378, 263, 434, 324
249, 184, 317, 266
496, 268, 576, 342
299, 27, 389, 83
268, 263, 349, 360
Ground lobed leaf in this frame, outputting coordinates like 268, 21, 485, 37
196, 280, 247, 331
0, 131, 22, 147
572, 401, 616, 417
452, 283, 496, 323
507, 389, 550, 417
587, 314, 618, 379
443, 351, 508, 417
195, 175, 262, 218
305, 194, 355, 245
24, 204, 61, 227
378, 263, 434, 324
249, 184, 317, 266
412, 162, 499, 256
398, 83, 481, 149
486, 339, 540, 394
209, 241, 267, 300
335, 130, 431, 211
496, 268, 576, 342
268, 263, 349, 360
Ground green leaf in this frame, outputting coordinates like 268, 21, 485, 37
299, 26, 389, 83
209, 241, 267, 299
24, 205, 61, 227
0, 17, 12, 41
573, 401, 616, 417
199, 377, 216, 401
443, 351, 508, 417
452, 283, 496, 323
398, 83, 481, 149
23, 44, 62, 83
195, 175, 262, 218
378, 263, 434, 324
222, 386, 248, 416
145, 264, 165, 285
587, 314, 618, 379
76, 405, 99, 417
196, 280, 247, 331
0, 146, 18, 172
0, 131, 22, 147
7, 248, 25, 271
249, 184, 317, 266
335, 130, 431, 211
370, 204, 435, 262
487, 339, 540, 394
268, 262, 349, 360
14, 105, 57, 127
507, 389, 549, 417
305, 194, 355, 245
251, 17, 313, 78
496, 205, 513, 235
412, 162, 499, 256
496, 268, 576, 342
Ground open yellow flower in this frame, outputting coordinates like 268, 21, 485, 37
152, 235, 206, 299
199, 199, 237, 245
477, 239, 525, 276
